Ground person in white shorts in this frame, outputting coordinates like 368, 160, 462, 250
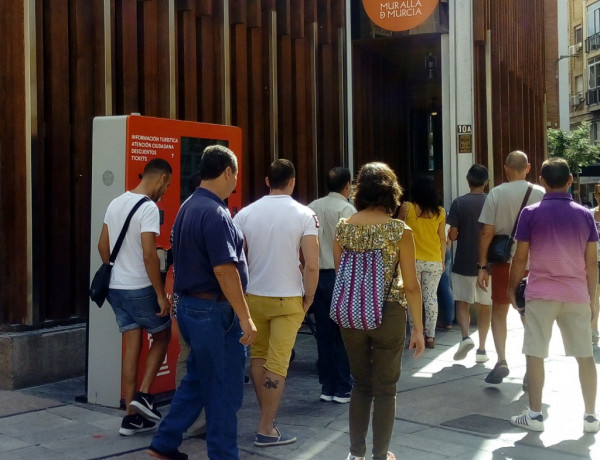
448, 164, 492, 363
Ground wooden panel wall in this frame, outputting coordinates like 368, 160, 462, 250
473, 0, 547, 186
229, 0, 346, 202
0, 1, 28, 324
1, 0, 548, 327
0, 0, 347, 326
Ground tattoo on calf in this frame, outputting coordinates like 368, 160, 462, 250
263, 377, 279, 390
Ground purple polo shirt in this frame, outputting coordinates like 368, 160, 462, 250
515, 192, 598, 303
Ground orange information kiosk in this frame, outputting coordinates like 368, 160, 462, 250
88, 115, 242, 407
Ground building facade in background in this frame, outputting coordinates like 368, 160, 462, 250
569, 0, 600, 202
0, 0, 548, 386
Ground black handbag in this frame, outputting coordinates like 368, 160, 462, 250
487, 234, 515, 264
89, 263, 113, 307
89, 197, 150, 307
487, 184, 533, 264
515, 276, 527, 314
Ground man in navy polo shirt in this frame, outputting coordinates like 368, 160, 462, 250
148, 145, 257, 460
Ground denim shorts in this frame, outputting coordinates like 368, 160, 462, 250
107, 286, 171, 334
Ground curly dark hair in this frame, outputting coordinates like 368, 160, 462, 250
409, 175, 441, 217
352, 162, 403, 214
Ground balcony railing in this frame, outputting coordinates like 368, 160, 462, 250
586, 33, 600, 53
587, 87, 600, 106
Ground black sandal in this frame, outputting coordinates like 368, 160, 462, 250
485, 362, 510, 384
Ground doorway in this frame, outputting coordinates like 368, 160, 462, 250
350, 14, 444, 194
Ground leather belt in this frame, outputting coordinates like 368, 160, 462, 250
188, 292, 227, 301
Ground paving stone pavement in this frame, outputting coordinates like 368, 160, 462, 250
1, 312, 600, 459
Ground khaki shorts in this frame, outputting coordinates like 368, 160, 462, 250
246, 293, 305, 377
451, 272, 492, 305
523, 299, 593, 358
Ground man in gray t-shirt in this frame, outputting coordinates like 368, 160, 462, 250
448, 165, 492, 364
450, 192, 487, 277
477, 151, 544, 385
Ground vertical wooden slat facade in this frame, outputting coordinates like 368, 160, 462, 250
0, 0, 347, 326
0, 1, 28, 324
0, 0, 549, 328
473, 0, 547, 186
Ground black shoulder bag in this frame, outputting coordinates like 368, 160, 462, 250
89, 197, 150, 307
487, 184, 533, 264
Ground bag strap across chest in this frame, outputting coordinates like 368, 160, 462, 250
510, 184, 533, 238
109, 197, 150, 264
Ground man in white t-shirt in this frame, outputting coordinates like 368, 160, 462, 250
477, 151, 544, 385
234, 159, 319, 447
98, 158, 172, 436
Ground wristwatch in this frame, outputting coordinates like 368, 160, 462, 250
476, 263, 488, 270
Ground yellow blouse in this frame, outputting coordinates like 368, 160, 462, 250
404, 202, 445, 262
335, 219, 406, 305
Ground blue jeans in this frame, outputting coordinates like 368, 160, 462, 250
150, 296, 245, 459
437, 248, 455, 325
313, 270, 353, 395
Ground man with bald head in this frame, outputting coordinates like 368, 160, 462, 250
477, 151, 545, 384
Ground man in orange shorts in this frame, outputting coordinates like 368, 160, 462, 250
477, 151, 544, 384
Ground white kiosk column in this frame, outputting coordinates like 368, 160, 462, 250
88, 116, 129, 407
445, 0, 475, 204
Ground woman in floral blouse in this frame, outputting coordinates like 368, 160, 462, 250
334, 162, 425, 460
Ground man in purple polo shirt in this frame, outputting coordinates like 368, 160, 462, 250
508, 158, 599, 433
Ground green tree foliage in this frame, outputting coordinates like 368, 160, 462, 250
547, 121, 600, 201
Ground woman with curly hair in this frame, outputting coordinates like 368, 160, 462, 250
399, 175, 446, 349
334, 162, 424, 460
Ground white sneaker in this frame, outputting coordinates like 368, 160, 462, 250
510, 410, 544, 432
333, 392, 351, 404
584, 415, 600, 433
345, 454, 365, 460
475, 349, 489, 363
453, 337, 474, 361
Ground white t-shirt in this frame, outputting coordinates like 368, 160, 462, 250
104, 191, 160, 289
233, 195, 319, 297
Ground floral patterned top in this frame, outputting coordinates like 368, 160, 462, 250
335, 218, 407, 305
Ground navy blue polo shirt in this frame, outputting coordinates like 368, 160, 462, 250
172, 187, 248, 295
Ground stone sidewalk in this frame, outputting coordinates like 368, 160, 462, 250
1, 312, 599, 459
